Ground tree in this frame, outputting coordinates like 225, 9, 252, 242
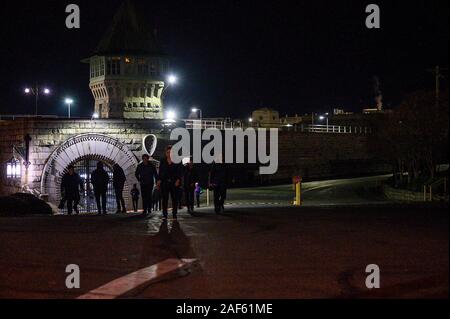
375, 89, 448, 187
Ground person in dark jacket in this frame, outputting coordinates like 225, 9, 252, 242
131, 184, 140, 212
61, 165, 84, 215
113, 164, 127, 214
135, 154, 158, 217
152, 186, 162, 211
157, 146, 182, 220
91, 162, 110, 215
183, 159, 199, 214
209, 159, 228, 214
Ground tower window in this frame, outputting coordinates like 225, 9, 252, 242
107, 57, 121, 75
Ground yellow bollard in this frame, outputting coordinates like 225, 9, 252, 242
293, 176, 302, 206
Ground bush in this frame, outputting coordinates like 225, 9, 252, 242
0, 193, 53, 216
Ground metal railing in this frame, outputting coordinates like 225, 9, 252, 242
299, 124, 372, 134
423, 177, 448, 201
184, 120, 237, 130
0, 114, 60, 120
184, 120, 372, 134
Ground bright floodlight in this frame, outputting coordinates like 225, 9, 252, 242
191, 108, 198, 113
249, 118, 253, 123
92, 113, 99, 119
43, 88, 50, 95
168, 75, 178, 85
319, 116, 325, 120
166, 110, 176, 120
24, 88, 31, 94
65, 98, 74, 104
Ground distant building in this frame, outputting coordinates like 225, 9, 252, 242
333, 108, 353, 115
280, 114, 303, 126
251, 108, 280, 128
82, 1, 169, 119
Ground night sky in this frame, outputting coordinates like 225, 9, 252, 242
0, 0, 448, 118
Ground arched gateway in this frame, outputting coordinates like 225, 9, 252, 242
41, 133, 139, 209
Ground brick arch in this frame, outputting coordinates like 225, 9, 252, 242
41, 133, 139, 204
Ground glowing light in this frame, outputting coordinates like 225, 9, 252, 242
24, 88, 31, 94
92, 113, 99, 119
43, 88, 51, 95
65, 98, 74, 105
166, 110, 176, 121
167, 75, 178, 85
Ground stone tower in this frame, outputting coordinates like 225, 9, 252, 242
83, 1, 169, 119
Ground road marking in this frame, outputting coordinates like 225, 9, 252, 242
77, 258, 197, 299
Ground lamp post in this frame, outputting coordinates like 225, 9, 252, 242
162, 109, 177, 128
161, 74, 178, 100
24, 84, 51, 116
65, 98, 74, 118
191, 107, 203, 120
319, 115, 329, 132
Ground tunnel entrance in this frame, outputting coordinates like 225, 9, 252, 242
62, 158, 117, 214
41, 133, 139, 208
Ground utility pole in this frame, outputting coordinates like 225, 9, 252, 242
428, 65, 448, 107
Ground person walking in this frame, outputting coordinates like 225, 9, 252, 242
131, 184, 140, 213
157, 146, 182, 220
183, 160, 199, 214
61, 165, 84, 215
135, 154, 158, 217
152, 186, 162, 211
113, 164, 127, 214
91, 162, 110, 215
195, 182, 203, 208
209, 159, 228, 214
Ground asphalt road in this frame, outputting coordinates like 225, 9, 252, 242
0, 176, 448, 299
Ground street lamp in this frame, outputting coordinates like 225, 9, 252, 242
161, 74, 178, 102
168, 75, 178, 86
65, 98, 74, 118
191, 107, 203, 120
24, 84, 51, 116
162, 109, 177, 128
166, 110, 176, 121
319, 115, 329, 132
92, 113, 99, 120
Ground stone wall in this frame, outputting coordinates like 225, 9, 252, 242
271, 131, 389, 182
0, 118, 390, 205
0, 118, 168, 201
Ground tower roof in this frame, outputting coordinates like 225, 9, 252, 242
94, 0, 165, 56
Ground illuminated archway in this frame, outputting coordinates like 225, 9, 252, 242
41, 133, 139, 205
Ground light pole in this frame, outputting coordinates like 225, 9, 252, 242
65, 98, 74, 118
161, 74, 178, 100
191, 107, 203, 120
24, 84, 51, 116
319, 115, 329, 132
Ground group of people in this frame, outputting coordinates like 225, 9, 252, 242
60, 146, 229, 219
60, 162, 128, 216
